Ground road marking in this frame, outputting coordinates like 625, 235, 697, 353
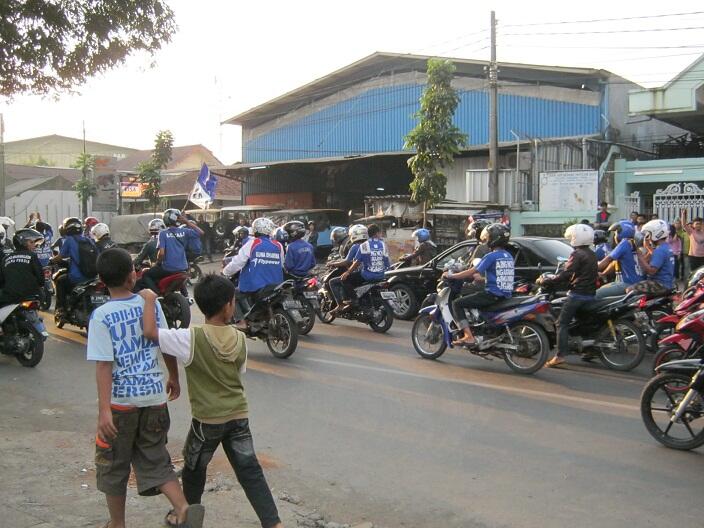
304, 356, 639, 413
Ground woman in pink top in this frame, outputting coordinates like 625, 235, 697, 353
668, 224, 683, 280
682, 209, 704, 272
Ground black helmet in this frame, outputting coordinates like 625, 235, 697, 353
162, 208, 181, 227
593, 229, 607, 245
467, 219, 491, 241
62, 216, 82, 236
480, 223, 511, 249
13, 228, 44, 250
283, 220, 306, 241
33, 221, 52, 236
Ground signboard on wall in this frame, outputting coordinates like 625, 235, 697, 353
121, 179, 147, 199
92, 173, 118, 212
539, 170, 598, 212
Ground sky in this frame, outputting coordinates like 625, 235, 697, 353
1, 0, 703, 165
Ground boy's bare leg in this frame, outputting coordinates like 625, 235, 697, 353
105, 495, 126, 528
159, 480, 189, 523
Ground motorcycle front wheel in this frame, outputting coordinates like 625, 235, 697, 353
368, 303, 393, 333
596, 319, 646, 371
641, 372, 704, 450
411, 313, 447, 360
652, 345, 688, 375
267, 309, 298, 358
502, 322, 549, 374
317, 296, 336, 324
15, 321, 44, 367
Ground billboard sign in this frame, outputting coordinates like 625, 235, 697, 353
121, 179, 147, 199
92, 172, 118, 212
539, 170, 598, 212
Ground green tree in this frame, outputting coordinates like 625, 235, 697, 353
138, 130, 174, 213
404, 59, 467, 225
72, 152, 96, 218
0, 0, 176, 97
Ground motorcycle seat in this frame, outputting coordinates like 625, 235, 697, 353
577, 295, 630, 313
158, 273, 189, 293
489, 295, 540, 311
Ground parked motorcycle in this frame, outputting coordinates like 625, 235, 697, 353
317, 266, 396, 333
641, 358, 704, 450
234, 280, 302, 358
411, 276, 554, 374
650, 280, 704, 349
39, 265, 54, 310
0, 299, 49, 367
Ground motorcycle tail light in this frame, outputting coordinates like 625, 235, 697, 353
21, 300, 39, 310
638, 297, 648, 309
533, 302, 550, 314
307, 277, 318, 288
43, 269, 52, 278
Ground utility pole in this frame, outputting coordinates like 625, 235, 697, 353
82, 121, 88, 219
0, 113, 5, 216
488, 10, 499, 204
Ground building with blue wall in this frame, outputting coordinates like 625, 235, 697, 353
223, 52, 683, 233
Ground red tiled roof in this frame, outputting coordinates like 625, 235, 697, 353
160, 170, 241, 199
114, 144, 222, 171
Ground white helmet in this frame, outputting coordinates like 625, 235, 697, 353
0, 225, 5, 242
252, 217, 276, 236
641, 219, 669, 242
91, 222, 110, 240
349, 224, 369, 243
148, 218, 166, 234
564, 223, 594, 247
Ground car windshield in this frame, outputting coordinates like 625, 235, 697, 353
532, 239, 574, 264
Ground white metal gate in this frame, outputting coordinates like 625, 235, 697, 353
618, 191, 641, 216
653, 183, 704, 223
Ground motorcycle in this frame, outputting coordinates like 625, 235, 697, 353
411, 275, 554, 374
542, 282, 647, 371
135, 265, 191, 329
234, 280, 302, 358
652, 308, 704, 371
641, 358, 704, 450
53, 267, 109, 330
290, 275, 319, 335
0, 299, 49, 367
39, 265, 54, 310
187, 255, 203, 286
317, 265, 396, 333
650, 279, 704, 350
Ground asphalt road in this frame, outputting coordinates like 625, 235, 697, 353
2, 300, 703, 528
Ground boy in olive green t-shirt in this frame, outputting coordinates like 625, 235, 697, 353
140, 275, 283, 528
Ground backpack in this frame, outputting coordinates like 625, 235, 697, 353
76, 238, 98, 278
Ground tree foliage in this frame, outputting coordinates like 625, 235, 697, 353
138, 130, 174, 211
0, 0, 176, 97
72, 153, 97, 217
404, 59, 467, 223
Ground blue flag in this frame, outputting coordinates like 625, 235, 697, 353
189, 163, 218, 209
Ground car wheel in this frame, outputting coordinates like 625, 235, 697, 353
390, 283, 418, 320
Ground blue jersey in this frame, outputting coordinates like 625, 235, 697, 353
345, 243, 360, 263
59, 234, 94, 283
157, 227, 199, 272
354, 238, 390, 281
476, 249, 514, 298
648, 243, 675, 289
34, 242, 53, 267
609, 240, 642, 285
285, 239, 316, 276
595, 242, 611, 261
229, 236, 284, 293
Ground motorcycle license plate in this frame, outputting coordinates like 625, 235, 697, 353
290, 309, 303, 322
303, 292, 318, 299
283, 300, 302, 310
91, 295, 109, 304
380, 291, 396, 300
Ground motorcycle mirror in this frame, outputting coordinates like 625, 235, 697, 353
556, 256, 568, 263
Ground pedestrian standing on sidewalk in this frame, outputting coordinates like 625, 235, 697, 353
87, 248, 204, 528
675, 218, 690, 278
681, 209, 704, 274
668, 224, 683, 283
196, 215, 214, 262
140, 274, 284, 528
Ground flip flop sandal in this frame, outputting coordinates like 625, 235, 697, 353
164, 509, 178, 528
179, 504, 205, 528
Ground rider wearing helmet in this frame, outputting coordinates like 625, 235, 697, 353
593, 229, 611, 261
31, 221, 54, 268
283, 220, 316, 277
0, 228, 45, 307
634, 219, 675, 295
273, 226, 289, 247
542, 223, 598, 368
403, 228, 437, 266
329, 227, 350, 260
51, 217, 99, 313
0, 225, 11, 259
139, 209, 203, 293
466, 219, 492, 263
133, 218, 165, 268
340, 223, 390, 307
443, 223, 514, 347
328, 225, 367, 306
83, 216, 99, 238
596, 220, 643, 298
222, 217, 284, 295
91, 223, 115, 253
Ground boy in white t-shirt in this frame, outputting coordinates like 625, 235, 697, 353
87, 247, 204, 528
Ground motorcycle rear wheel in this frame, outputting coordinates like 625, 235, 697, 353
502, 322, 549, 374
641, 372, 704, 450
267, 309, 298, 358
15, 321, 44, 368
411, 313, 447, 360
368, 303, 393, 333
164, 293, 191, 329
298, 299, 316, 335
188, 263, 203, 285
317, 296, 336, 324
39, 289, 52, 311
597, 319, 646, 371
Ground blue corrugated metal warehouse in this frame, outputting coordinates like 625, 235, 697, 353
222, 52, 681, 231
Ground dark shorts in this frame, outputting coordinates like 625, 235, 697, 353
95, 404, 177, 496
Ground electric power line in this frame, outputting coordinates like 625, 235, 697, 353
500, 10, 704, 28
501, 25, 704, 36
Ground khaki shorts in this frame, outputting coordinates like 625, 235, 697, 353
95, 404, 177, 496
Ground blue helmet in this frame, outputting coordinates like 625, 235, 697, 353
608, 220, 635, 240
273, 226, 289, 243
412, 228, 430, 243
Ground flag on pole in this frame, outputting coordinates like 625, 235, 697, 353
188, 163, 218, 209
